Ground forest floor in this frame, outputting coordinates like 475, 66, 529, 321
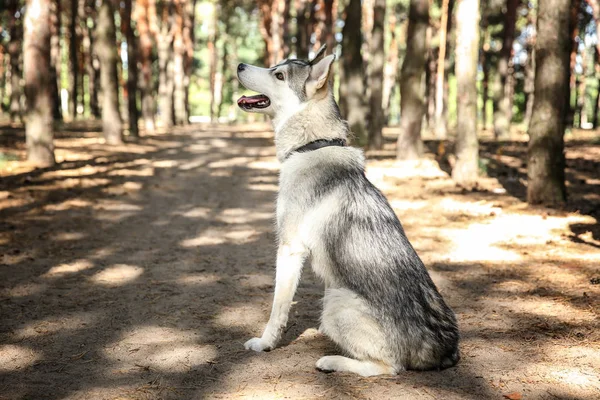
0, 121, 599, 400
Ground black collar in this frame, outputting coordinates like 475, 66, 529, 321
286, 138, 347, 160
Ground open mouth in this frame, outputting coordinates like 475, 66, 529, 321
237, 94, 271, 110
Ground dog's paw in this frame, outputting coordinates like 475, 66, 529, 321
244, 337, 273, 352
315, 356, 345, 373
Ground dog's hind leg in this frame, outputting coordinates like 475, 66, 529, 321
317, 288, 398, 376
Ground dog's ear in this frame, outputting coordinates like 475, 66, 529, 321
309, 44, 327, 65
306, 54, 335, 97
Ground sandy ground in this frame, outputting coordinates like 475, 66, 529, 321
0, 122, 599, 400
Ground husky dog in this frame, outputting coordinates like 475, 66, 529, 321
236, 46, 459, 377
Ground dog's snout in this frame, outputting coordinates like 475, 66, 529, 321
237, 63, 246, 72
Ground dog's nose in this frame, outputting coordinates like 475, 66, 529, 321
237, 63, 246, 72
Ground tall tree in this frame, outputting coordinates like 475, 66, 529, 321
524, 7, 537, 128
158, 0, 175, 128
173, 0, 188, 125
564, 0, 581, 128
96, 0, 123, 144
492, 0, 519, 139
123, 0, 140, 136
85, 0, 100, 118
295, 0, 314, 60
136, 0, 157, 133
121, 0, 140, 137
382, 12, 399, 122
208, 2, 219, 121
50, 0, 62, 120
527, 0, 571, 205
451, 0, 479, 186
69, 0, 79, 119
434, 0, 450, 138
584, 0, 600, 127
339, 0, 368, 146
368, 0, 386, 149
8, 0, 22, 123
24, 0, 55, 166
396, 0, 429, 159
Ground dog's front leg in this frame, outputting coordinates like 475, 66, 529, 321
245, 243, 306, 352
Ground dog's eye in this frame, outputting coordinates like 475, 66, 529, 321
275, 72, 284, 81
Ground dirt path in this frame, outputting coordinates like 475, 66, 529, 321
1, 123, 599, 399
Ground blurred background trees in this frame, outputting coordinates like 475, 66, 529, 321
1, 0, 599, 205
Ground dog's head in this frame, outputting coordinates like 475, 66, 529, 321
236, 45, 335, 119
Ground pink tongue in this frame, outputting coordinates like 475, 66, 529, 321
237, 95, 267, 105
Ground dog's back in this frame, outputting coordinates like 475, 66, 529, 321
279, 147, 460, 371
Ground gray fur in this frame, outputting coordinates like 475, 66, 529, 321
238, 48, 460, 376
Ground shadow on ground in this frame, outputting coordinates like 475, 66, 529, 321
0, 123, 598, 399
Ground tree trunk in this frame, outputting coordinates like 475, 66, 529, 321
396, 0, 429, 159
593, 48, 600, 128
382, 13, 398, 123
524, 9, 537, 128
340, 0, 368, 146
158, 1, 174, 128
492, 0, 519, 139
85, 0, 100, 118
50, 0, 62, 121
426, 38, 436, 129
96, 0, 123, 144
434, 0, 450, 138
136, 0, 157, 133
8, 0, 22, 123
208, 2, 218, 121
173, 0, 187, 125
564, 0, 581, 129
576, 47, 588, 128
526, 0, 570, 205
123, 0, 140, 136
69, 0, 79, 119
282, 0, 292, 58
183, 0, 195, 121
368, 0, 386, 149
451, 0, 480, 186
584, 0, 600, 128
0, 44, 5, 114
295, 0, 312, 60
24, 0, 55, 166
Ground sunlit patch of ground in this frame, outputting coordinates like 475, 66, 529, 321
0, 121, 598, 399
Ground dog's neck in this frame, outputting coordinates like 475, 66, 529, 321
272, 95, 349, 162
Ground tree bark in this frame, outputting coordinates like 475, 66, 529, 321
50, 0, 62, 121
24, 0, 55, 166
524, 8, 537, 128
85, 0, 100, 118
8, 0, 22, 123
69, 0, 79, 119
382, 13, 398, 123
158, 0, 175, 128
295, 0, 313, 60
564, 0, 581, 128
434, 0, 450, 138
340, 0, 368, 146
173, 0, 187, 125
123, 0, 140, 136
368, 0, 386, 149
396, 0, 429, 159
96, 0, 123, 144
526, 0, 570, 205
208, 2, 218, 121
452, 0, 480, 186
136, 0, 157, 132
492, 0, 519, 139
